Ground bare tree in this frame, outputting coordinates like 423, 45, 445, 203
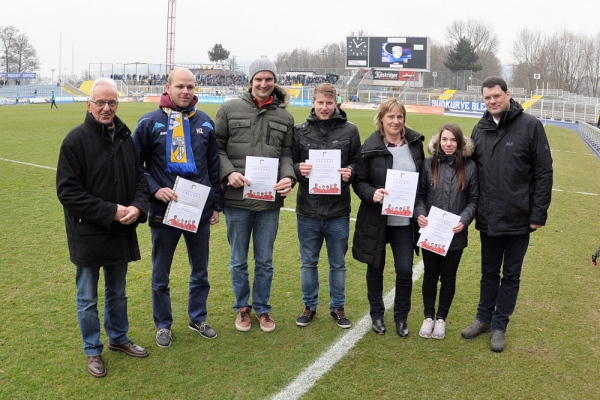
348, 30, 369, 38
582, 33, 600, 97
0, 25, 18, 73
318, 42, 346, 71
546, 30, 587, 93
446, 19, 502, 81
226, 55, 239, 74
275, 44, 346, 74
426, 40, 451, 87
1, 26, 40, 82
511, 28, 547, 92
13, 32, 39, 73
511, 28, 600, 96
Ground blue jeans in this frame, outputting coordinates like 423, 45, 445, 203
151, 222, 211, 329
224, 206, 280, 314
477, 232, 530, 332
76, 264, 129, 356
297, 215, 349, 311
366, 225, 414, 323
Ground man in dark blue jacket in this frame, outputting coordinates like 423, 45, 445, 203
133, 68, 223, 348
57, 77, 150, 378
461, 76, 553, 352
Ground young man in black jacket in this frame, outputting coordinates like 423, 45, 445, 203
292, 83, 361, 328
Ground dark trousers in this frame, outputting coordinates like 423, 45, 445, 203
366, 225, 414, 323
151, 222, 211, 329
422, 248, 463, 320
477, 232, 530, 332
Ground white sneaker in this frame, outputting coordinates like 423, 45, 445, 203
419, 318, 434, 338
431, 319, 446, 339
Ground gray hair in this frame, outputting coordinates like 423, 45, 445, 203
90, 77, 118, 99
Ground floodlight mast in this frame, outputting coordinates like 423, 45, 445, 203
166, 0, 176, 73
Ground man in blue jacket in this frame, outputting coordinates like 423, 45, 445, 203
461, 76, 553, 352
133, 68, 223, 348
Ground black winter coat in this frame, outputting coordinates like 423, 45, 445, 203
56, 112, 149, 268
471, 99, 553, 236
414, 134, 478, 251
352, 128, 425, 267
292, 108, 361, 219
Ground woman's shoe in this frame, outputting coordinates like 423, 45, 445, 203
396, 322, 409, 338
372, 319, 386, 334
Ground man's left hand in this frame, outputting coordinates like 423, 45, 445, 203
120, 206, 141, 225
210, 210, 220, 226
338, 167, 352, 182
274, 177, 293, 197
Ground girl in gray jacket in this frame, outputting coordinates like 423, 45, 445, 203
414, 123, 478, 339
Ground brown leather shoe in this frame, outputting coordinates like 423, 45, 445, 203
256, 312, 276, 332
235, 307, 252, 332
108, 340, 149, 358
87, 355, 107, 378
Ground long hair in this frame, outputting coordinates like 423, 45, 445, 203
431, 123, 467, 192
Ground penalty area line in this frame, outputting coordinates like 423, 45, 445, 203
271, 260, 424, 400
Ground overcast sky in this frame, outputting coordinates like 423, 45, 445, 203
3, 0, 598, 80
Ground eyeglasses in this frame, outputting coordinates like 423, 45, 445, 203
89, 100, 118, 108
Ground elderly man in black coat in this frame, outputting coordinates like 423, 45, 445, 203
57, 77, 150, 378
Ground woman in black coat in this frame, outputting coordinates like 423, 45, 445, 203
414, 123, 478, 340
352, 99, 424, 337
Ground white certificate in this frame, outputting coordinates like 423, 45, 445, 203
381, 169, 419, 217
163, 176, 211, 233
308, 149, 341, 195
243, 156, 279, 202
417, 206, 461, 256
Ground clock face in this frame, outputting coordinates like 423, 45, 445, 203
347, 36, 367, 57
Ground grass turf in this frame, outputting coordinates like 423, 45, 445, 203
0, 102, 599, 399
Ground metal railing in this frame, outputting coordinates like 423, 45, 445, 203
578, 121, 600, 158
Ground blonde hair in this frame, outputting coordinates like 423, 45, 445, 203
374, 98, 407, 136
313, 83, 336, 99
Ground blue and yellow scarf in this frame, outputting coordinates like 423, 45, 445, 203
163, 107, 197, 176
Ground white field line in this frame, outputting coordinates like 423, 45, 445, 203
271, 260, 424, 400
0, 157, 57, 171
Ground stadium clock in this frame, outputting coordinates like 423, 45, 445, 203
347, 37, 367, 57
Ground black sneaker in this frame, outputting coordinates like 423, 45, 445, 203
330, 307, 351, 329
296, 306, 316, 327
189, 321, 217, 339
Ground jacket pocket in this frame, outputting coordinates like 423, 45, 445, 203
76, 219, 111, 236
228, 119, 252, 143
267, 121, 288, 147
